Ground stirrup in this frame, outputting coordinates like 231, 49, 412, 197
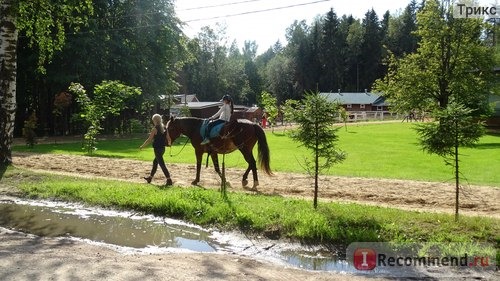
201, 138, 210, 145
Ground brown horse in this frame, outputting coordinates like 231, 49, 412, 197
166, 117, 272, 188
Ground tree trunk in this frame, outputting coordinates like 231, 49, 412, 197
0, 1, 18, 165
314, 121, 319, 209
455, 143, 459, 221
454, 119, 459, 222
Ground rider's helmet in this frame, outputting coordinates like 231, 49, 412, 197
221, 94, 231, 102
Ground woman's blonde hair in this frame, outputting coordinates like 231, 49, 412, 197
152, 114, 165, 133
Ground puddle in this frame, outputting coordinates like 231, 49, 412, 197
0, 198, 217, 252
280, 250, 351, 271
1, 198, 490, 279
0, 197, 348, 272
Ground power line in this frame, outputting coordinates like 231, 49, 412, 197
183, 0, 330, 22
61, 0, 331, 36
178, 0, 266, 11
83, 1, 265, 22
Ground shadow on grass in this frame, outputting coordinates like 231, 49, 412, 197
485, 130, 500, 137
474, 142, 500, 150
269, 131, 290, 137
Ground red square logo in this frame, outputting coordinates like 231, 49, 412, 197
353, 248, 377, 270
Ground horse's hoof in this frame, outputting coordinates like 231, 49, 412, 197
191, 180, 199, 185
252, 181, 259, 189
243, 185, 257, 191
242, 179, 248, 187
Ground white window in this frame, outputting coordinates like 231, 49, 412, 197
346, 104, 352, 109
360, 104, 366, 109
377, 106, 383, 111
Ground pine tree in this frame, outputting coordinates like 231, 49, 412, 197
289, 92, 346, 208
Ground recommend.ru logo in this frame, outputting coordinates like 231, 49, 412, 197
347, 242, 497, 278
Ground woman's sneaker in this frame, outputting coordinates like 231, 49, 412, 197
143, 176, 152, 184
166, 178, 173, 186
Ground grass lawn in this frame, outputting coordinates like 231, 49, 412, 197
6, 122, 499, 260
13, 122, 500, 186
2, 166, 498, 247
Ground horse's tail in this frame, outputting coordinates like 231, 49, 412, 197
254, 124, 272, 176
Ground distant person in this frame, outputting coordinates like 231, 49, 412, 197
261, 112, 267, 128
140, 114, 172, 186
201, 95, 234, 145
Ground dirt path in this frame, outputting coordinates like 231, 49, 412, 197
11, 152, 500, 218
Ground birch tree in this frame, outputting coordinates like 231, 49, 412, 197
0, 0, 92, 165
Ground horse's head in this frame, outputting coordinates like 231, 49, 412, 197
166, 116, 183, 143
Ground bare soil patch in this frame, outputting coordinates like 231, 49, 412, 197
12, 152, 500, 218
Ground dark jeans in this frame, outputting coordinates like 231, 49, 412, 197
205, 119, 225, 138
150, 146, 170, 178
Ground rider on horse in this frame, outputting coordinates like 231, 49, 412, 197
201, 94, 234, 145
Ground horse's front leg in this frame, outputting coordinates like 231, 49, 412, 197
192, 149, 204, 185
210, 153, 222, 178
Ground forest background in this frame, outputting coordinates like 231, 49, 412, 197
13, 0, 498, 138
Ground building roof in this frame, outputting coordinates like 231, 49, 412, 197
246, 106, 261, 113
158, 94, 200, 104
320, 92, 388, 106
234, 105, 249, 111
173, 94, 199, 103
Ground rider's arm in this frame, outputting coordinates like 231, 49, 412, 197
210, 106, 224, 120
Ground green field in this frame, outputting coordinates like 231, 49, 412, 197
2, 167, 498, 246
6, 121, 500, 250
13, 122, 500, 186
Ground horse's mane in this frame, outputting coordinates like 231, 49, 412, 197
168, 116, 204, 126
174, 116, 255, 125
166, 116, 204, 138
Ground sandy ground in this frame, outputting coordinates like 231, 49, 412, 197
11, 152, 500, 218
1, 152, 499, 280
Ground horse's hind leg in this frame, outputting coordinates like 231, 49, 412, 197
250, 162, 259, 189
242, 167, 251, 187
240, 148, 258, 189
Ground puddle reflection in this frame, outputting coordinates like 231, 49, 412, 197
0, 199, 216, 252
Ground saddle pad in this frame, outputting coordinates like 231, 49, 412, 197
200, 120, 225, 138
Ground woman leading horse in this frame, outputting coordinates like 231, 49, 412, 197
166, 116, 272, 189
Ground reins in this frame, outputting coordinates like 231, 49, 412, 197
169, 136, 189, 157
